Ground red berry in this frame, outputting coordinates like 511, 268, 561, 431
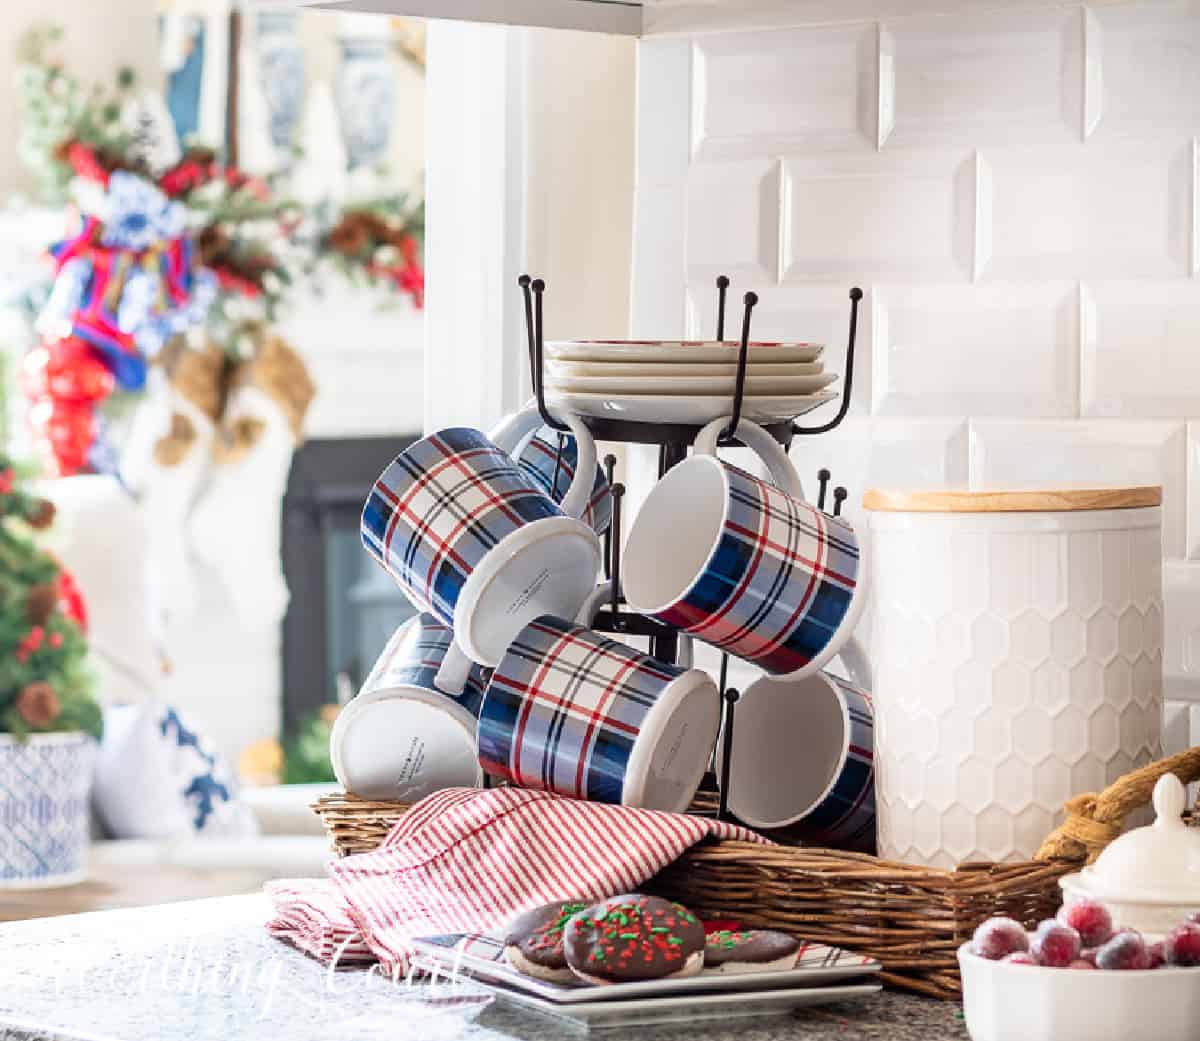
1031, 919, 1081, 968
971, 917, 1030, 961
1096, 930, 1149, 970
1058, 900, 1114, 948
1077, 948, 1098, 967
1164, 923, 1200, 967
1003, 952, 1038, 966
1068, 959, 1096, 970
1146, 941, 1166, 969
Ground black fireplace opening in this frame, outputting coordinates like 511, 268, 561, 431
281, 435, 419, 739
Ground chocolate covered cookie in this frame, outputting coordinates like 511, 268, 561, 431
703, 929, 802, 974
564, 894, 705, 984
503, 900, 589, 982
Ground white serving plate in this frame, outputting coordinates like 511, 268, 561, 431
547, 360, 825, 379
410, 933, 880, 1005
547, 373, 839, 397
547, 340, 824, 364
957, 944, 1200, 1041
546, 388, 839, 425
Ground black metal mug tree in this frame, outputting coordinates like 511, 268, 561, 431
508, 274, 862, 824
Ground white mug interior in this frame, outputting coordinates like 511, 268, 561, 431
720, 671, 852, 830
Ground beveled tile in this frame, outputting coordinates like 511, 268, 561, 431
978, 141, 1194, 280
880, 7, 1084, 149
686, 159, 781, 284
1080, 281, 1200, 417
873, 284, 1079, 417
1164, 560, 1200, 703
969, 419, 1187, 556
636, 37, 692, 183
692, 24, 877, 159
631, 181, 689, 338
781, 151, 975, 284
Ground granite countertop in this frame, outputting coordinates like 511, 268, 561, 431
0, 895, 969, 1041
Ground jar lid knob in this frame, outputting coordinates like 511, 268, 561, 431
1153, 774, 1187, 828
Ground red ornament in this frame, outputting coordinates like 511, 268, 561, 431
56, 567, 88, 633
27, 398, 96, 476
0, 468, 13, 495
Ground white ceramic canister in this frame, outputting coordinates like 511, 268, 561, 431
864, 487, 1164, 868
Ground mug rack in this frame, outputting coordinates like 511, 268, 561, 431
514, 273, 861, 825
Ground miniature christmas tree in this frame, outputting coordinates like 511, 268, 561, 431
0, 456, 100, 738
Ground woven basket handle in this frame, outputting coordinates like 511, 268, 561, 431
1035, 745, 1200, 865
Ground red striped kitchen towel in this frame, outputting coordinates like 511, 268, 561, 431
267, 786, 765, 973
265, 878, 375, 966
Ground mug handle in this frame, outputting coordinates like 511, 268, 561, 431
575, 581, 693, 670
693, 417, 805, 501
434, 641, 475, 696
833, 634, 871, 691
489, 402, 598, 520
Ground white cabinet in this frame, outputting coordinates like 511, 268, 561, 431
273, 0, 644, 34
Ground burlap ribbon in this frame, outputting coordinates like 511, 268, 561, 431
1035, 745, 1200, 865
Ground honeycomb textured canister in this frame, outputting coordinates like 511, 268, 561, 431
866, 500, 1163, 868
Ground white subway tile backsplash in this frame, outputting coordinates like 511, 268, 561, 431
1088, 1, 1200, 141
686, 159, 781, 284
873, 284, 1079, 417
1080, 281, 1200, 418
978, 141, 1194, 280
692, 25, 877, 159
781, 151, 975, 284
1188, 424, 1200, 560
631, 181, 689, 338
788, 415, 969, 525
1164, 560, 1200, 702
879, 7, 1084, 149
969, 419, 1188, 556
685, 283, 873, 412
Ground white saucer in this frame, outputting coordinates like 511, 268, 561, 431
547, 373, 838, 397
546, 388, 839, 425
547, 360, 824, 379
547, 340, 824, 364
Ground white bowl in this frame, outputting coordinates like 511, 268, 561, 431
957, 944, 1200, 1041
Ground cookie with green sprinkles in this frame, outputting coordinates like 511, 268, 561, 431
563, 894, 705, 984
503, 899, 589, 983
702, 929, 801, 974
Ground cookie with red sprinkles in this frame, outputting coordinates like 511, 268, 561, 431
563, 894, 705, 984
503, 899, 589, 982
703, 929, 801, 974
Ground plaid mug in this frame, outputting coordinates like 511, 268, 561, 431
718, 638, 875, 850
331, 614, 493, 801
624, 416, 866, 680
361, 407, 602, 667
476, 582, 719, 811
513, 423, 612, 537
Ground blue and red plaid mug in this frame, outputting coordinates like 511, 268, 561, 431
623, 416, 867, 680
476, 582, 719, 812
361, 407, 602, 667
331, 614, 492, 801
511, 422, 612, 537
718, 638, 875, 850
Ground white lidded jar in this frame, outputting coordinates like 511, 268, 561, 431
864, 487, 1164, 867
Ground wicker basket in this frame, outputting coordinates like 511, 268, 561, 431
312, 747, 1200, 1000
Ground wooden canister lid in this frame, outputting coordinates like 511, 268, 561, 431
862, 486, 1163, 513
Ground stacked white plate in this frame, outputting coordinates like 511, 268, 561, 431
544, 340, 838, 425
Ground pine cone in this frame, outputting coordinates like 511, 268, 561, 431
25, 583, 58, 626
25, 498, 56, 530
16, 682, 61, 728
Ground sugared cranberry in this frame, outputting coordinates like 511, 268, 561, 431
1164, 923, 1200, 967
1031, 919, 1081, 968
1004, 952, 1038, 965
971, 916, 1031, 961
1067, 959, 1096, 970
1077, 948, 1098, 966
1146, 941, 1166, 969
1058, 900, 1114, 948
1096, 930, 1149, 970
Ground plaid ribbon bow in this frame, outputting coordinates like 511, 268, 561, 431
267, 786, 766, 974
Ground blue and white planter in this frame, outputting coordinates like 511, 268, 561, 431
0, 732, 96, 888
